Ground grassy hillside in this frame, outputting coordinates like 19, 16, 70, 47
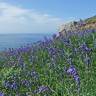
59, 16, 96, 35
85, 15, 96, 23
0, 16, 96, 96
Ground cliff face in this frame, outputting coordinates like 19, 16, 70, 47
59, 16, 96, 35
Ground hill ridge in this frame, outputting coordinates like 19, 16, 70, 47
59, 16, 96, 34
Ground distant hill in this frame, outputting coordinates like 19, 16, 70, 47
85, 15, 96, 24
59, 15, 96, 35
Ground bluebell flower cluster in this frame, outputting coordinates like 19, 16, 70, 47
67, 65, 80, 91
0, 19, 96, 95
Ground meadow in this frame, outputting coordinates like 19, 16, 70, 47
0, 20, 96, 96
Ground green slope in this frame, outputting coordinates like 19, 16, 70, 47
85, 15, 96, 23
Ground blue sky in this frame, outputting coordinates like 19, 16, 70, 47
0, 0, 96, 34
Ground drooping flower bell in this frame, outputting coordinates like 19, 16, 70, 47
67, 65, 80, 92
34, 85, 50, 94
0, 92, 4, 96
80, 42, 92, 53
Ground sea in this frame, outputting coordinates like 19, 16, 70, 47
0, 33, 53, 51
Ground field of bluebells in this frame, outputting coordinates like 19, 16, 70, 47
0, 22, 96, 96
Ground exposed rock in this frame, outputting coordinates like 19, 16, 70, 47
59, 16, 96, 35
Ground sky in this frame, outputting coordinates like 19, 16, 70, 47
0, 0, 96, 34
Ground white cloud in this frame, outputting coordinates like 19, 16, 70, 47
0, 2, 64, 34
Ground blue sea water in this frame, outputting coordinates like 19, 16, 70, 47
0, 33, 52, 51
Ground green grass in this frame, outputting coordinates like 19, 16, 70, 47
85, 15, 96, 23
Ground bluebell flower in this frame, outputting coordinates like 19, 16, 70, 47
67, 65, 77, 76
67, 65, 80, 91
0, 92, 4, 96
73, 75, 80, 86
4, 80, 18, 90
11, 82, 18, 90
48, 47, 57, 57
80, 42, 92, 53
21, 80, 30, 87
63, 38, 71, 46
34, 85, 49, 94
